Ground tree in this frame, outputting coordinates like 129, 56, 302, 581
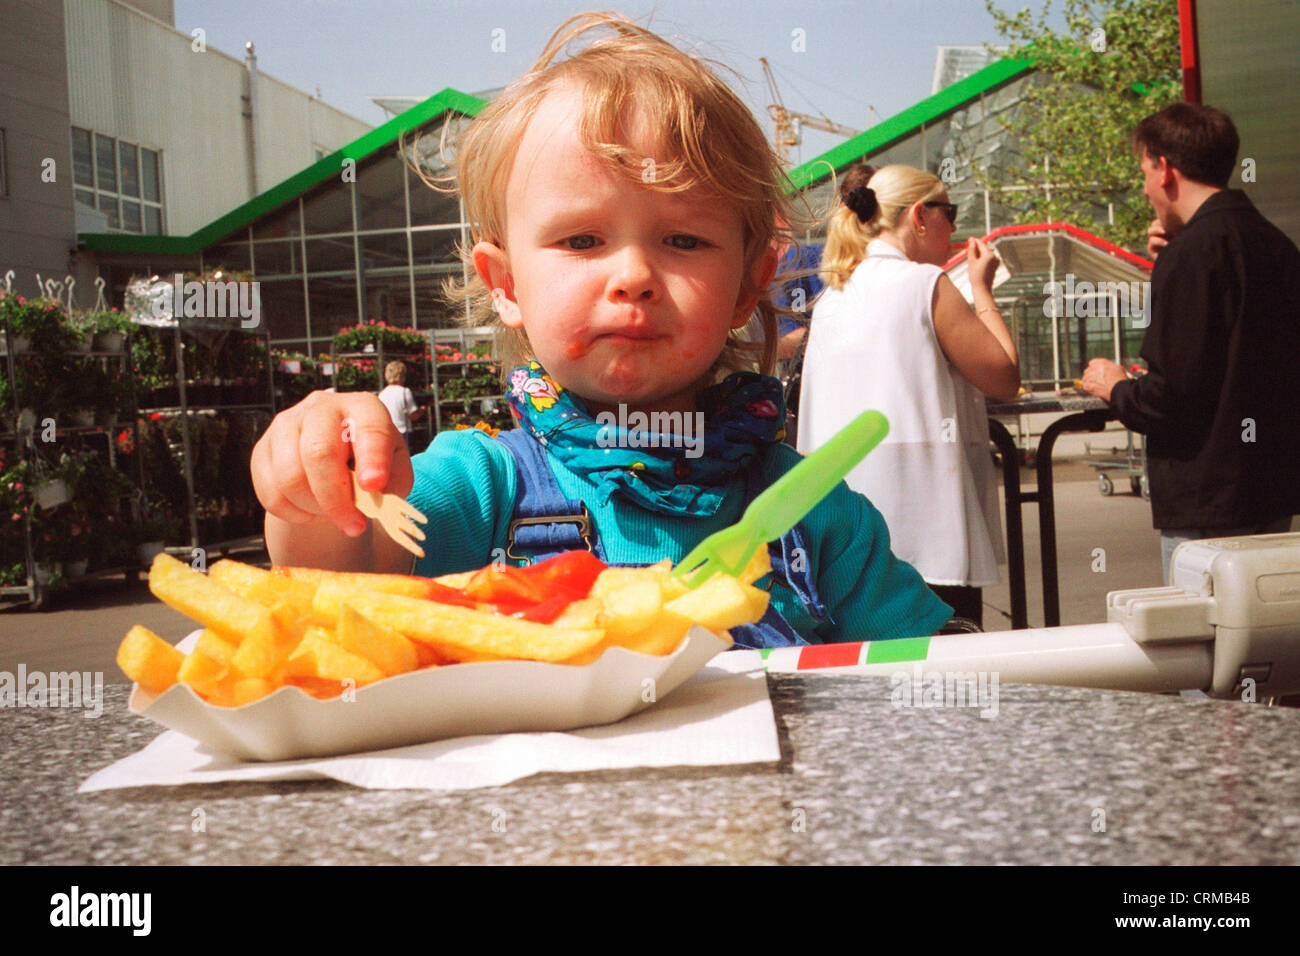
981, 0, 1182, 252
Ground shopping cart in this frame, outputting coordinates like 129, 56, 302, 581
1084, 428, 1150, 499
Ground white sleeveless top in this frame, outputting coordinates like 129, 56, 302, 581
797, 239, 1004, 586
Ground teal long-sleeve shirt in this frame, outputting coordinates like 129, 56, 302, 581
408, 429, 951, 642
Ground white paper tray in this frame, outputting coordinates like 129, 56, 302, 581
128, 627, 733, 762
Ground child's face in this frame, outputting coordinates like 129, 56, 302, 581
474, 83, 776, 415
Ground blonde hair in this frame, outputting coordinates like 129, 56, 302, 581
384, 360, 406, 385
821, 163, 945, 290
414, 12, 816, 382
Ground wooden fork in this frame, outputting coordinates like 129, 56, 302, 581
351, 471, 428, 558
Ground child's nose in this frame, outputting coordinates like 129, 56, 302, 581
607, 245, 659, 302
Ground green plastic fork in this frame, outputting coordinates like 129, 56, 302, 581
672, 409, 890, 589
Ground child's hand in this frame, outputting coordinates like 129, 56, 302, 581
251, 390, 413, 538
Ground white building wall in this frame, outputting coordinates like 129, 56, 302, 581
64, 0, 371, 236
0, 0, 78, 298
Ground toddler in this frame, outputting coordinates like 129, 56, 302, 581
251, 12, 952, 646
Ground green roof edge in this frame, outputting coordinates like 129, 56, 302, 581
784, 56, 1035, 191
79, 87, 488, 255
81, 59, 1036, 254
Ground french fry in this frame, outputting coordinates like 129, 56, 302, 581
414, 642, 449, 668
116, 625, 185, 693
193, 629, 238, 669
590, 560, 673, 599
283, 626, 386, 686
310, 574, 464, 621
433, 570, 475, 589
283, 676, 351, 700
337, 604, 419, 677
737, 547, 773, 586
593, 579, 663, 642
148, 553, 275, 649
229, 677, 276, 706
610, 613, 697, 657
176, 629, 237, 698
663, 572, 769, 633
122, 548, 771, 707
229, 610, 303, 679
210, 559, 329, 627
341, 592, 605, 662
548, 597, 604, 630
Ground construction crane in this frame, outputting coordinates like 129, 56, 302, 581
761, 57, 863, 163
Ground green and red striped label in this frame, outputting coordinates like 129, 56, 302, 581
757, 637, 930, 670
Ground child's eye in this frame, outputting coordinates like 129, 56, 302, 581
667, 234, 702, 250
565, 235, 598, 250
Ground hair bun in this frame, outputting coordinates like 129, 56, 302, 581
845, 185, 878, 223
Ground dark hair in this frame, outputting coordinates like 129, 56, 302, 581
841, 162, 878, 222
1132, 103, 1239, 188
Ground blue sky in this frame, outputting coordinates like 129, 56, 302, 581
173, 0, 1035, 164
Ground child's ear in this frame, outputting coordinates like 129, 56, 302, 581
472, 240, 523, 329
730, 246, 780, 329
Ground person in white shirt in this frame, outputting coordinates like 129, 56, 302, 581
797, 163, 1019, 626
377, 360, 424, 452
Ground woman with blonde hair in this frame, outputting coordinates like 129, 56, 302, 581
797, 163, 1019, 626
377, 360, 424, 452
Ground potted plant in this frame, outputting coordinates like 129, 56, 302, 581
94, 375, 133, 429
29, 495, 90, 586
1, 460, 36, 575
68, 312, 95, 353
0, 291, 30, 354
55, 372, 98, 428
34, 476, 70, 509
133, 513, 172, 565
1, 296, 78, 354
90, 309, 133, 353
33, 562, 64, 588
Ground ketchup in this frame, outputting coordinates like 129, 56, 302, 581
438, 551, 607, 624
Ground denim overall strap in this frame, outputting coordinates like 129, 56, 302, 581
496, 429, 604, 564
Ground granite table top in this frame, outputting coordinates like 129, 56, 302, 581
4, 677, 1297, 866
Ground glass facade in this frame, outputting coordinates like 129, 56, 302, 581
173, 115, 476, 355
91, 80, 1141, 387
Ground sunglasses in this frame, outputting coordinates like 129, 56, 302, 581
923, 201, 959, 226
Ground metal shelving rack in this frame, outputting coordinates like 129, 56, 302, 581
428, 326, 508, 434
1, 325, 141, 609
134, 315, 277, 557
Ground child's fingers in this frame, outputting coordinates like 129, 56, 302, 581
299, 402, 374, 536
381, 439, 415, 500
344, 401, 407, 495
250, 430, 316, 524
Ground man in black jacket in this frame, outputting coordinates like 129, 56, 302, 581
1081, 103, 1299, 582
